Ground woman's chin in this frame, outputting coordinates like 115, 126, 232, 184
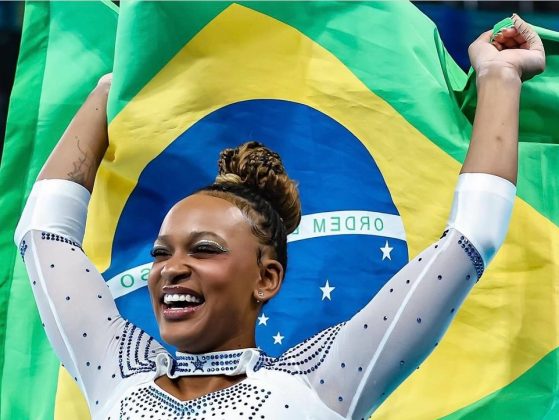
158, 307, 208, 352
157, 305, 254, 353
160, 325, 206, 353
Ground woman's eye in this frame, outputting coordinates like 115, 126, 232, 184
192, 245, 221, 254
150, 248, 169, 258
191, 241, 228, 255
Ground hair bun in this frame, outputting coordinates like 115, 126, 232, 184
215, 141, 301, 234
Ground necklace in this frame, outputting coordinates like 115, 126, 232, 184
168, 348, 261, 377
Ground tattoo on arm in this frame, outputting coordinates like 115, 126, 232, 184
66, 137, 95, 188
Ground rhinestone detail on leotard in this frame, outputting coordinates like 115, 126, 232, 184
171, 349, 248, 376
457, 235, 484, 279
19, 239, 28, 261
119, 382, 272, 419
118, 322, 158, 378
256, 322, 344, 374
41, 231, 82, 248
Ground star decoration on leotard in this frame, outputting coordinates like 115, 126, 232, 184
257, 313, 269, 326
192, 356, 207, 372
320, 279, 335, 301
272, 332, 284, 345
380, 240, 393, 261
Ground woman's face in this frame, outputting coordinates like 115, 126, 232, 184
148, 193, 267, 353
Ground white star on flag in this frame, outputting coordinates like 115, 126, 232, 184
380, 240, 393, 261
320, 279, 335, 301
257, 313, 269, 326
273, 332, 284, 345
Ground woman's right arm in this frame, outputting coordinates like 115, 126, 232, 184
36, 73, 112, 190
14, 75, 111, 253
14, 76, 166, 417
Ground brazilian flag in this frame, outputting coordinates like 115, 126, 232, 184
1, 2, 557, 419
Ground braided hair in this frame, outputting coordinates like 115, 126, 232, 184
197, 141, 301, 272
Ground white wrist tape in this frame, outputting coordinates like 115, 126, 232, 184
14, 179, 91, 246
447, 173, 516, 267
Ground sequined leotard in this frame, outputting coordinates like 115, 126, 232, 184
15, 173, 515, 419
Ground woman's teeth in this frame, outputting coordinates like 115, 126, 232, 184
163, 294, 202, 304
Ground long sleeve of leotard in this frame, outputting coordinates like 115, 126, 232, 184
14, 180, 166, 419
273, 173, 516, 419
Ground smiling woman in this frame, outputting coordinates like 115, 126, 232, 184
13, 15, 546, 420
148, 142, 301, 358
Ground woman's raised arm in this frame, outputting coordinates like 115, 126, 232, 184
448, 14, 545, 267
461, 14, 545, 183
14, 74, 112, 250
14, 75, 167, 418
271, 16, 546, 419
37, 74, 112, 191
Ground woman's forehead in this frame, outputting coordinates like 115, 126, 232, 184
159, 193, 252, 238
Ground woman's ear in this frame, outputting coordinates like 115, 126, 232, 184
254, 258, 284, 303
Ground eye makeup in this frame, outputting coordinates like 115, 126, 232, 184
192, 240, 230, 253
150, 246, 169, 257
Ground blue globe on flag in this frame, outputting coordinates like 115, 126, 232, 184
102, 99, 408, 356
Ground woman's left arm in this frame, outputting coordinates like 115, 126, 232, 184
461, 13, 545, 183
272, 16, 545, 419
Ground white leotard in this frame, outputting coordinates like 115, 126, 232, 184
15, 173, 515, 419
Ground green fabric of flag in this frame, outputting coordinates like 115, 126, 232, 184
1, 1, 558, 419
0, 2, 117, 419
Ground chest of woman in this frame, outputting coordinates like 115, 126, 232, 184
104, 371, 344, 420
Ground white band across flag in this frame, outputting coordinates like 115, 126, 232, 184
106, 210, 406, 300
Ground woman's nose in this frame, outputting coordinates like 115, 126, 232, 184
160, 257, 191, 283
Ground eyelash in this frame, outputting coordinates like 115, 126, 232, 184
192, 241, 228, 254
150, 241, 228, 258
150, 248, 168, 258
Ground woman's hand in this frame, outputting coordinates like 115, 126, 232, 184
468, 14, 545, 81
96, 73, 113, 95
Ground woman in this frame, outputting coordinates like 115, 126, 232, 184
14, 15, 545, 420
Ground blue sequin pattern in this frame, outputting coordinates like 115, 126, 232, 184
173, 351, 245, 375
19, 240, 28, 261
40, 231, 82, 248
255, 323, 344, 374
457, 235, 484, 279
118, 382, 272, 419
118, 322, 158, 378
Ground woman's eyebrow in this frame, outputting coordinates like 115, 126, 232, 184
153, 235, 170, 245
189, 231, 227, 244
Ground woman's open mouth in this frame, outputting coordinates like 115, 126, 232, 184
160, 288, 205, 320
